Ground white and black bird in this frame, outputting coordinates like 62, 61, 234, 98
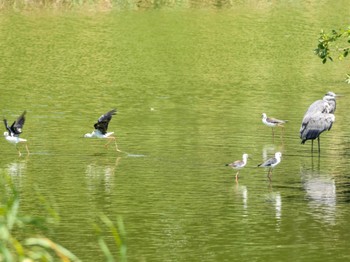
84, 109, 121, 152
300, 92, 337, 153
258, 152, 282, 181
3, 111, 30, 156
261, 113, 287, 138
226, 153, 249, 182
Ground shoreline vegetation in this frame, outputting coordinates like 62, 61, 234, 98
0, 174, 126, 261
0, 0, 264, 12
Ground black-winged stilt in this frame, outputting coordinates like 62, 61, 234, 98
226, 153, 249, 182
3, 111, 30, 156
261, 113, 287, 138
258, 152, 282, 181
84, 109, 121, 152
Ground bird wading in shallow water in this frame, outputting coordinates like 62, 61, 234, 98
300, 92, 337, 154
226, 153, 249, 183
261, 113, 287, 139
3, 111, 30, 157
258, 152, 282, 181
84, 109, 121, 152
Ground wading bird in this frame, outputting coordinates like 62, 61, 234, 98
258, 152, 282, 181
300, 92, 336, 154
226, 153, 249, 183
261, 113, 287, 138
3, 111, 30, 156
84, 109, 121, 152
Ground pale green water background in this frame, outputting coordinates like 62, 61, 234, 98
1, 1, 350, 261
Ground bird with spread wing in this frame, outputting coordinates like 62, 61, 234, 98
3, 111, 30, 156
84, 109, 121, 152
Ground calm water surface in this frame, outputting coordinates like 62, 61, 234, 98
1, 1, 350, 261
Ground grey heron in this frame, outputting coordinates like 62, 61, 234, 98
226, 153, 249, 182
84, 109, 121, 152
258, 152, 282, 181
261, 113, 287, 138
300, 92, 336, 153
3, 111, 30, 156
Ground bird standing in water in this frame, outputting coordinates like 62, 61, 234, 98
226, 153, 249, 183
261, 113, 287, 139
3, 111, 30, 157
258, 152, 282, 181
84, 109, 121, 152
300, 91, 336, 154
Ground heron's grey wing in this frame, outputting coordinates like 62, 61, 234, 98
94, 109, 117, 134
300, 112, 335, 141
11, 111, 26, 136
304, 100, 328, 116
300, 100, 327, 137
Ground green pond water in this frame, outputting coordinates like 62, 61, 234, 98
1, 1, 350, 261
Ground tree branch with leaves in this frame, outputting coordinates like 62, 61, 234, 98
314, 26, 350, 83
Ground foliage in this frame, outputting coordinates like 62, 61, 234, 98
0, 174, 127, 261
314, 27, 350, 63
314, 26, 350, 83
94, 214, 127, 262
0, 175, 80, 262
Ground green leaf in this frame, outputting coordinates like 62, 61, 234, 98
0, 244, 14, 262
25, 237, 81, 262
345, 74, 350, 84
98, 238, 115, 262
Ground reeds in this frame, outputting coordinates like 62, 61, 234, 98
0, 175, 80, 261
0, 0, 239, 11
0, 174, 127, 261
94, 214, 127, 262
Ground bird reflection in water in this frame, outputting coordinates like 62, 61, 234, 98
238, 184, 248, 212
6, 159, 28, 189
301, 169, 336, 225
85, 157, 121, 194
265, 188, 282, 232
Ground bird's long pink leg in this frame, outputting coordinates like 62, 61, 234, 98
114, 139, 121, 152
104, 137, 114, 148
16, 145, 22, 157
267, 168, 272, 181
25, 143, 30, 155
105, 137, 122, 152
279, 124, 285, 138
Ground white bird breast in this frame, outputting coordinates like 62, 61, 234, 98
5, 136, 26, 144
84, 131, 114, 138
